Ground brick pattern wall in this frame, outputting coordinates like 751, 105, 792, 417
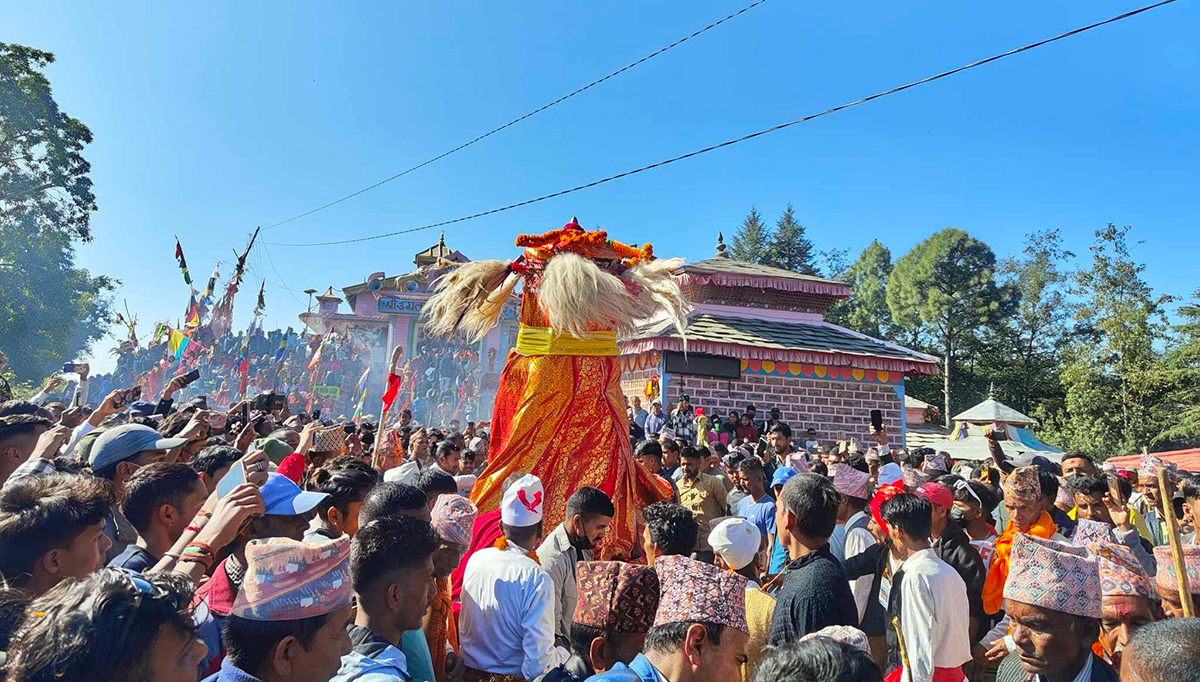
620, 352, 661, 405
660, 371, 904, 448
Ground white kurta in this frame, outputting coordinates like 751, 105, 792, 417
459, 545, 569, 679
842, 511, 877, 624
897, 548, 972, 682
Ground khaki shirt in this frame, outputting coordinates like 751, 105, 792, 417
678, 472, 729, 551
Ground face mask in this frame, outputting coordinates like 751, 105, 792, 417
948, 507, 966, 523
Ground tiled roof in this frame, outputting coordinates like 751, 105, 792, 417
621, 313, 939, 375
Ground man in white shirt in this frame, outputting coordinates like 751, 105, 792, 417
384, 427, 431, 485
536, 486, 614, 647
460, 474, 568, 681
831, 463, 877, 624
878, 493, 971, 682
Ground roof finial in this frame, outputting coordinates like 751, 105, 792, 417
715, 232, 729, 259
988, 382, 995, 399
438, 232, 445, 247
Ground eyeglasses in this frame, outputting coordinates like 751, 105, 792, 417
114, 569, 171, 650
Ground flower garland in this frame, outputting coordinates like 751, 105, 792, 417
494, 536, 540, 564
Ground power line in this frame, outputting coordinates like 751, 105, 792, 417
260, 0, 773, 231
266, 0, 1180, 249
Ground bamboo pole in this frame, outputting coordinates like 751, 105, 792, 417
371, 346, 405, 471
891, 616, 913, 682
1157, 464, 1194, 618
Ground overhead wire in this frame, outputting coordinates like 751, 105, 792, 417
259, 0, 774, 231
265, 0, 1181, 249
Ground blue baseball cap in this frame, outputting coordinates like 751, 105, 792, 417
260, 473, 328, 516
771, 466, 797, 488
128, 400, 156, 417
90, 424, 188, 472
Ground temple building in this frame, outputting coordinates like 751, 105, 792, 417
924, 393, 1065, 462
299, 234, 519, 413
618, 234, 940, 447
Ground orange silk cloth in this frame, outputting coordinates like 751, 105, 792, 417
982, 511, 1058, 615
470, 292, 671, 560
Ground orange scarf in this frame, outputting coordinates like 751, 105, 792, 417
427, 578, 453, 682
982, 512, 1057, 615
494, 536, 540, 564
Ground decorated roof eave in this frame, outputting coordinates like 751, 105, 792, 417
678, 260, 851, 297
618, 337, 940, 376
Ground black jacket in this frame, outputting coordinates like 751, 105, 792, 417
842, 542, 890, 637
536, 654, 593, 682
933, 519, 988, 642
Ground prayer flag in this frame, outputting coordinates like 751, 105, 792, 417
201, 264, 220, 304
174, 238, 193, 285
167, 329, 190, 360
307, 335, 326, 371
353, 366, 370, 397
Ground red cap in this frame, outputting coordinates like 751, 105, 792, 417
915, 481, 954, 509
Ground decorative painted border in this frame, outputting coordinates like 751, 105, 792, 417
739, 359, 902, 385
620, 351, 661, 374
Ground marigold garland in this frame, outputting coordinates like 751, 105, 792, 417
494, 536, 540, 564
515, 221, 654, 268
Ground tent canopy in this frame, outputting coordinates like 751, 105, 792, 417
926, 422, 1063, 463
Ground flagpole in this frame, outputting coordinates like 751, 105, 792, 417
372, 345, 405, 470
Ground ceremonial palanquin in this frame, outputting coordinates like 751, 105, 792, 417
422, 219, 688, 558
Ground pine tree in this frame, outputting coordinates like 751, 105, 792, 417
765, 204, 817, 274
729, 206, 770, 264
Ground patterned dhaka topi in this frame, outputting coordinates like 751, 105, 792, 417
573, 561, 660, 634
1138, 452, 1177, 481
1071, 518, 1114, 548
1093, 541, 1155, 601
1153, 544, 1200, 597
799, 625, 872, 655
231, 535, 351, 621
432, 494, 478, 547
653, 554, 748, 634
1003, 533, 1101, 619
923, 452, 949, 474
831, 463, 872, 501
1003, 466, 1043, 506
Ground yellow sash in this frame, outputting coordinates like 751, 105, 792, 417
515, 324, 618, 357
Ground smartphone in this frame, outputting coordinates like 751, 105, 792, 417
241, 402, 250, 424
311, 409, 321, 421
125, 386, 142, 403
870, 409, 884, 431
62, 362, 77, 373
269, 393, 286, 411
1107, 474, 1125, 506
179, 369, 201, 388
216, 460, 246, 499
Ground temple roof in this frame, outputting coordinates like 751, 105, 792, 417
952, 398, 1036, 425
621, 313, 939, 375
677, 259, 851, 297
414, 233, 467, 267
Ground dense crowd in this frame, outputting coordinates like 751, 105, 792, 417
0, 367, 1199, 682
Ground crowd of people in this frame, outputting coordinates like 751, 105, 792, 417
1, 363, 1200, 682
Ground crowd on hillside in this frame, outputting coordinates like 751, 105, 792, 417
0, 364, 1199, 682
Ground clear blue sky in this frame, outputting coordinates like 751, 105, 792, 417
9, 0, 1199, 372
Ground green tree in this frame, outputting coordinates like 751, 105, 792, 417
1048, 224, 1173, 457
764, 204, 817, 274
887, 228, 1016, 427
826, 240, 893, 338
1, 43, 97, 241
729, 206, 770, 264
970, 229, 1076, 417
0, 43, 113, 381
1158, 289, 1200, 446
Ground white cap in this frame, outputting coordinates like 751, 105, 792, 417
501, 474, 545, 526
877, 462, 903, 486
709, 517, 761, 571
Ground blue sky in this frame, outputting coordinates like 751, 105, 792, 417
8, 0, 1199, 372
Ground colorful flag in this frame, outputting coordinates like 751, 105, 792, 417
167, 329, 190, 360
184, 290, 201, 327
201, 264, 220, 305
254, 281, 266, 317
174, 238, 193, 285
352, 366, 370, 397
307, 335, 327, 371
272, 337, 287, 364
352, 382, 370, 423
